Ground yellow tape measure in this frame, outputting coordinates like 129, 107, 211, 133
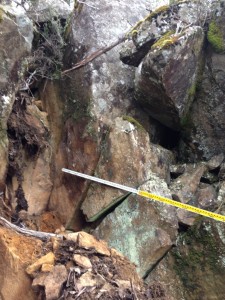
138, 190, 225, 222
62, 168, 225, 223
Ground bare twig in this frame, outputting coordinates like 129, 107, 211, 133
0, 216, 63, 241
61, 35, 127, 75
77, 1, 97, 9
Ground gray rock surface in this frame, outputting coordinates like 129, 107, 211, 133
180, 51, 225, 160
95, 173, 178, 277
120, 1, 208, 66
170, 163, 206, 204
27, 0, 73, 22
53, 0, 168, 228
196, 183, 217, 209
179, 4, 225, 160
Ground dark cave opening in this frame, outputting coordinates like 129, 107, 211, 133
150, 120, 181, 151
160, 127, 181, 150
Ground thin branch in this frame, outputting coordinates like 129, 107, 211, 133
61, 35, 127, 75
0, 216, 63, 241
77, 1, 97, 9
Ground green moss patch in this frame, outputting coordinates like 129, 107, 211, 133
122, 115, 144, 130
152, 31, 180, 50
188, 82, 197, 98
207, 21, 225, 53
0, 7, 5, 23
128, 5, 170, 37
173, 220, 225, 293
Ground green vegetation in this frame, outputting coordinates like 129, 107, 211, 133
122, 115, 144, 130
128, 5, 170, 37
131, 30, 138, 38
207, 21, 225, 53
188, 82, 197, 98
152, 31, 178, 50
146, 5, 170, 21
173, 220, 224, 290
0, 8, 5, 23
180, 111, 192, 128
74, 0, 83, 14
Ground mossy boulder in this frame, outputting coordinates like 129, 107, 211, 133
172, 220, 225, 299
146, 218, 225, 299
135, 26, 204, 130
179, 8, 225, 160
207, 20, 225, 53
120, 1, 210, 66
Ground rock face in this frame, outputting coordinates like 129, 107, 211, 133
7, 100, 52, 216
180, 50, 225, 160
120, 0, 211, 67
135, 26, 204, 130
145, 252, 186, 300
51, 0, 168, 228
179, 3, 225, 160
95, 173, 178, 277
171, 220, 225, 300
2, 1, 225, 299
0, 5, 33, 182
27, 0, 73, 22
120, 1, 206, 130
81, 117, 174, 222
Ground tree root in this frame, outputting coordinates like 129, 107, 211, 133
0, 217, 63, 241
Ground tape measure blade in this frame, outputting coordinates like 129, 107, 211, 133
138, 190, 225, 223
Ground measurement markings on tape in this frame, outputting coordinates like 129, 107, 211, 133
62, 168, 225, 223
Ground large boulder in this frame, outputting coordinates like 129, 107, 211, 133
95, 173, 178, 277
171, 219, 225, 299
134, 26, 204, 130
50, 0, 165, 228
80, 117, 174, 222
180, 49, 225, 160
176, 1, 225, 160
120, 1, 208, 66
